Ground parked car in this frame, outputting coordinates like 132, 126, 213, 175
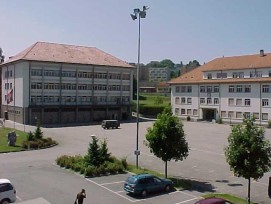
195, 197, 232, 204
0, 179, 16, 204
123, 173, 173, 197
101, 120, 120, 129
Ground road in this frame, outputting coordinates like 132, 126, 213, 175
1, 119, 271, 203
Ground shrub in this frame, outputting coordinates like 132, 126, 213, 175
186, 116, 191, 121
27, 131, 35, 141
267, 120, 271, 129
121, 157, 128, 169
85, 166, 96, 177
216, 118, 223, 124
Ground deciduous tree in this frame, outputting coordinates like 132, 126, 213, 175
225, 118, 271, 204
145, 106, 189, 178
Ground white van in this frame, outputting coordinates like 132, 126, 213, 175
0, 179, 16, 203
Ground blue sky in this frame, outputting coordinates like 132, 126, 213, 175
1, 0, 271, 65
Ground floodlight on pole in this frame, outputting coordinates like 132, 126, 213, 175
130, 6, 149, 169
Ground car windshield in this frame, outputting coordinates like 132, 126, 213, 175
126, 176, 137, 184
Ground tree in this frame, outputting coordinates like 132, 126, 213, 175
34, 121, 43, 140
159, 59, 174, 69
145, 106, 189, 178
99, 139, 111, 164
225, 118, 271, 204
85, 136, 101, 167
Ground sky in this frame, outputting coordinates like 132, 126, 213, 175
1, 0, 271, 65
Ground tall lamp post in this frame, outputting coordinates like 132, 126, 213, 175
130, 6, 149, 168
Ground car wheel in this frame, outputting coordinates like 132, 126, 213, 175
141, 189, 147, 197
1, 199, 10, 204
165, 185, 171, 192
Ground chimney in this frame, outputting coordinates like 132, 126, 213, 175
260, 49, 264, 57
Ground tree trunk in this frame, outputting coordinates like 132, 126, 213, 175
165, 161, 167, 178
247, 177, 251, 204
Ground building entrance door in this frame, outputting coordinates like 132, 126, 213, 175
202, 109, 216, 121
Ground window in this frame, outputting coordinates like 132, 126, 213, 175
262, 99, 269, 106
236, 99, 242, 106
269, 71, 271, 77
181, 97, 186, 104
228, 111, 234, 118
175, 108, 179, 115
217, 73, 227, 79
262, 85, 270, 93
175, 86, 180, 93
229, 86, 235, 93
187, 109, 192, 115
236, 85, 243, 93
200, 98, 205, 104
228, 98, 234, 106
244, 112, 250, 119
181, 86, 186, 93
181, 109, 185, 115
193, 109, 198, 116
221, 111, 226, 118
207, 86, 212, 93
200, 86, 206, 92
214, 86, 219, 92
233, 72, 244, 78
187, 86, 192, 93
244, 85, 251, 93
244, 99, 251, 106
253, 112, 259, 119
236, 112, 242, 118
175, 97, 180, 104
207, 98, 212, 104
187, 98, 192, 104
232, 72, 238, 78
262, 113, 268, 121
214, 98, 219, 104
207, 73, 212, 79
221, 73, 227, 78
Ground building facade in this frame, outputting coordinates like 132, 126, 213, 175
169, 50, 271, 125
1, 42, 134, 125
149, 67, 170, 82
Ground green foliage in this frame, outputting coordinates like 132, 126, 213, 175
99, 139, 111, 163
225, 118, 271, 180
267, 120, 271, 128
154, 96, 163, 104
225, 118, 271, 203
27, 131, 35, 141
84, 136, 101, 167
216, 118, 222, 124
34, 122, 43, 140
145, 106, 189, 177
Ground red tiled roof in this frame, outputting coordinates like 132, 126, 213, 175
168, 52, 271, 84
2, 42, 133, 68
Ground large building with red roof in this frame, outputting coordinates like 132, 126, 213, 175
168, 50, 271, 124
0, 42, 134, 125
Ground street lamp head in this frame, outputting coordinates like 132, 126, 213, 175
143, 6, 149, 11
130, 13, 137, 20
134, 8, 140, 14
139, 11, 146, 18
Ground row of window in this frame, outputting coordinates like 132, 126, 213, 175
4, 83, 12, 90
175, 108, 269, 121
31, 82, 130, 91
31, 69, 130, 80
30, 95, 130, 103
220, 111, 268, 121
207, 71, 271, 79
176, 84, 271, 94
175, 108, 198, 116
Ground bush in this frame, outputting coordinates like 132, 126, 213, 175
267, 120, 271, 128
216, 118, 223, 124
85, 166, 97, 177
186, 116, 191, 121
27, 131, 35, 141
121, 157, 128, 169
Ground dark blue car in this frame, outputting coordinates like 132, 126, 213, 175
123, 173, 173, 197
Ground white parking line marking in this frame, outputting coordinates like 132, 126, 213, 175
86, 178, 138, 202
175, 197, 199, 204
178, 191, 198, 198
101, 180, 125, 186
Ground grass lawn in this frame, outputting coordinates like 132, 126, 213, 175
136, 93, 170, 106
203, 193, 256, 204
0, 127, 28, 152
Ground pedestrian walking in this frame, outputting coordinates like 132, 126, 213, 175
74, 189, 86, 204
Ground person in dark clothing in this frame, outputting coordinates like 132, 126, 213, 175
75, 189, 86, 204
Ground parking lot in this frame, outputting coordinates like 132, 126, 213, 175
2, 120, 271, 203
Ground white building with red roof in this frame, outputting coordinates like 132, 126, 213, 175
1, 42, 134, 125
168, 50, 271, 125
